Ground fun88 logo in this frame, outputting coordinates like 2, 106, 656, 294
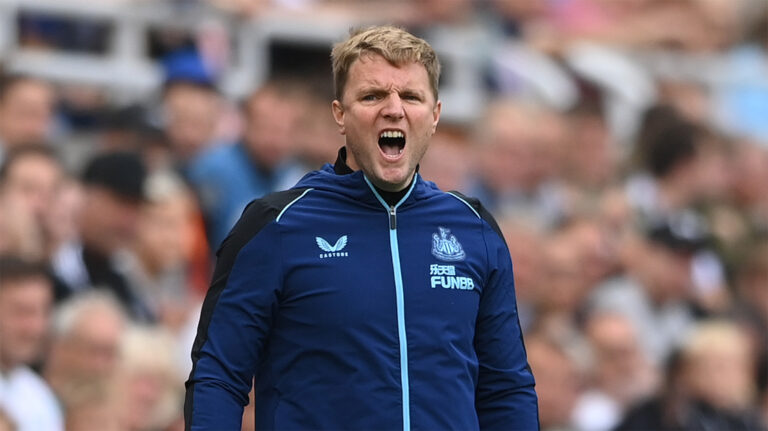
429, 264, 474, 290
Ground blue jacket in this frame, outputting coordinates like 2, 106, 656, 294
185, 161, 539, 430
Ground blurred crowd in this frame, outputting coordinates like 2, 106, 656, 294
1, 0, 768, 430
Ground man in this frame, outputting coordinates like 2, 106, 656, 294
0, 255, 63, 430
162, 80, 221, 162
50, 151, 154, 322
185, 26, 538, 430
589, 217, 707, 365
468, 99, 567, 230
44, 292, 127, 397
186, 79, 307, 249
0, 74, 55, 164
0, 144, 64, 259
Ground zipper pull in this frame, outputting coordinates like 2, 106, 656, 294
389, 206, 397, 230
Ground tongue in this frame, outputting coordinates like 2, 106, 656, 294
380, 143, 401, 156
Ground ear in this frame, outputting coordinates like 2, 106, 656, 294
332, 100, 346, 135
430, 100, 442, 134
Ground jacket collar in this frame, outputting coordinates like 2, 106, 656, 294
333, 147, 355, 175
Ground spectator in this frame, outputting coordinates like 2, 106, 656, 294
589, 218, 707, 364
118, 169, 208, 329
161, 80, 222, 163
525, 333, 582, 431
682, 321, 761, 419
115, 326, 184, 431
418, 123, 473, 193
0, 145, 64, 260
532, 236, 591, 342
572, 311, 658, 431
294, 93, 344, 172
0, 256, 63, 431
0, 74, 55, 164
468, 99, 567, 227
627, 111, 706, 220
618, 320, 766, 430
560, 99, 618, 193
50, 151, 153, 321
551, 214, 621, 292
187, 79, 307, 248
44, 292, 127, 403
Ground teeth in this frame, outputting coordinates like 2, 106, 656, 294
380, 130, 404, 139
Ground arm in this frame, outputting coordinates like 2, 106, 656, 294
184, 198, 287, 430
475, 222, 539, 430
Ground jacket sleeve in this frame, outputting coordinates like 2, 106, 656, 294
184, 199, 286, 431
475, 222, 539, 430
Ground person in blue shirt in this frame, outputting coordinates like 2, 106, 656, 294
185, 25, 538, 430
186, 80, 307, 248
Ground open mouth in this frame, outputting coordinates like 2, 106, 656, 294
378, 130, 406, 159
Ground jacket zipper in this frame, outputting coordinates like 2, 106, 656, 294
364, 175, 417, 431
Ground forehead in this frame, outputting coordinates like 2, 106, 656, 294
0, 277, 51, 299
8, 153, 59, 175
1, 79, 53, 102
346, 53, 431, 92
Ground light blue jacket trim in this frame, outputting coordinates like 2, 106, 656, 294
276, 188, 313, 222
364, 174, 418, 431
447, 192, 481, 219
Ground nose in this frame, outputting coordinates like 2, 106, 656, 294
381, 93, 404, 120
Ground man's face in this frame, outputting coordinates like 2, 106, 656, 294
0, 277, 52, 369
244, 89, 303, 170
57, 308, 124, 379
0, 80, 54, 148
332, 54, 441, 192
641, 242, 693, 302
135, 195, 194, 272
80, 187, 141, 255
1, 153, 62, 222
164, 84, 220, 160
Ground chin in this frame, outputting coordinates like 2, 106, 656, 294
378, 175, 411, 191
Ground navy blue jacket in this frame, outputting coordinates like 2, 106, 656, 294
185, 160, 538, 430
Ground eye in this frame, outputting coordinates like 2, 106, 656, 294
401, 93, 422, 102
361, 94, 380, 101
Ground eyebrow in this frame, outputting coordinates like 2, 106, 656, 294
356, 86, 426, 97
358, 87, 388, 95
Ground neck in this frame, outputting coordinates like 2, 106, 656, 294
373, 177, 414, 207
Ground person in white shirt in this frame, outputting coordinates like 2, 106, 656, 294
0, 255, 63, 431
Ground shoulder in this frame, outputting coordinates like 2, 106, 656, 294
444, 190, 506, 245
208, 187, 312, 282
216, 188, 312, 257
187, 143, 243, 177
11, 367, 58, 402
223, 188, 312, 240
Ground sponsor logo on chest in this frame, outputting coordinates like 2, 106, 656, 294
429, 264, 475, 291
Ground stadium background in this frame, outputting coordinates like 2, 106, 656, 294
0, 0, 766, 430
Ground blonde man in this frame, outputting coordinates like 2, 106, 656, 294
185, 26, 538, 430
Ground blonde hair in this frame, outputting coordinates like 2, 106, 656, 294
331, 25, 440, 101
119, 325, 183, 429
682, 320, 751, 360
